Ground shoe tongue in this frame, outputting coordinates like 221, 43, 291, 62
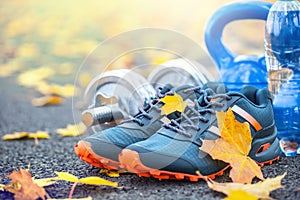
201, 82, 228, 94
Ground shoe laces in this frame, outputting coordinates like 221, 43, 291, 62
164, 86, 231, 138
121, 87, 175, 126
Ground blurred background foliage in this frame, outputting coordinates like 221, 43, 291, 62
0, 0, 276, 84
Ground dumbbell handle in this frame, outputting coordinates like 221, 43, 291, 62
82, 106, 125, 126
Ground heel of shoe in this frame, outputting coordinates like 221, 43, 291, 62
250, 127, 281, 164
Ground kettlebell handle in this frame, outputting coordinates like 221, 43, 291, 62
205, 1, 272, 70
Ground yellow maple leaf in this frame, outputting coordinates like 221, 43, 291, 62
32, 95, 63, 107
207, 173, 285, 199
100, 169, 126, 178
225, 190, 258, 200
55, 172, 79, 183
55, 171, 118, 187
160, 93, 187, 115
17, 67, 55, 87
2, 131, 50, 140
79, 177, 118, 187
0, 61, 23, 77
33, 177, 59, 187
35, 82, 75, 97
2, 132, 28, 140
56, 123, 86, 137
27, 131, 50, 139
200, 108, 263, 183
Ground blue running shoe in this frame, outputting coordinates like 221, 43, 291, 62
75, 84, 198, 170
119, 83, 280, 181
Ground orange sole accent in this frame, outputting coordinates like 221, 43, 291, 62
74, 141, 121, 170
119, 149, 229, 182
257, 156, 280, 167
119, 149, 280, 182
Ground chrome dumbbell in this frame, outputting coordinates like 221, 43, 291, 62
148, 58, 214, 88
82, 69, 156, 127
82, 59, 214, 127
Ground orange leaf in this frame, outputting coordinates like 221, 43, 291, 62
6, 168, 46, 200
200, 108, 263, 183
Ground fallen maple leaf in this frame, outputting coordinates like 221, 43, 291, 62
33, 177, 59, 187
35, 82, 76, 97
160, 92, 187, 115
27, 131, 50, 139
0, 61, 23, 77
32, 95, 63, 106
100, 169, 126, 178
56, 123, 86, 137
224, 190, 257, 200
2, 131, 50, 140
200, 108, 263, 183
2, 132, 28, 140
17, 67, 55, 87
55, 171, 118, 187
5, 168, 46, 200
207, 172, 285, 199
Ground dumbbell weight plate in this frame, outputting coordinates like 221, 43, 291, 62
83, 69, 156, 124
148, 58, 214, 88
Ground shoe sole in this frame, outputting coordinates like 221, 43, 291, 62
74, 141, 121, 170
119, 149, 280, 182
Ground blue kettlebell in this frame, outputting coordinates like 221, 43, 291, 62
205, 1, 272, 91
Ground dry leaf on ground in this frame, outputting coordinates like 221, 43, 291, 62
35, 82, 75, 97
56, 123, 86, 137
55, 171, 118, 187
2, 131, 50, 140
224, 190, 258, 200
160, 92, 187, 115
0, 62, 23, 77
200, 108, 263, 183
5, 168, 46, 200
2, 132, 28, 140
207, 172, 285, 199
33, 177, 59, 187
32, 95, 63, 106
17, 67, 55, 87
100, 169, 127, 178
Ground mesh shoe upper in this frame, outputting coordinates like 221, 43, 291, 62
81, 84, 199, 162
124, 83, 280, 176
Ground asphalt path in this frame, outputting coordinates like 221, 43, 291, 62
0, 76, 300, 200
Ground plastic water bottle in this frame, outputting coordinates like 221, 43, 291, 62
264, 0, 300, 148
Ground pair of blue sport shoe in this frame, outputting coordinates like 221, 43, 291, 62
75, 82, 280, 182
